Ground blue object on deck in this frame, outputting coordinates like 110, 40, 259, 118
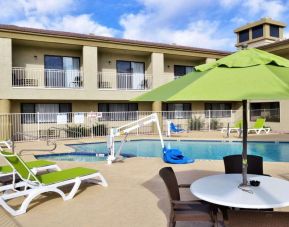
170, 122, 185, 133
163, 147, 194, 164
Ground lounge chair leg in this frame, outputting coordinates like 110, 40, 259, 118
0, 187, 66, 216
64, 178, 81, 200
86, 173, 108, 187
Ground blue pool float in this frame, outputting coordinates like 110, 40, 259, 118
163, 147, 194, 164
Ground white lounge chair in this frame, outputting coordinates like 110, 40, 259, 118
0, 140, 12, 151
0, 151, 108, 216
248, 118, 271, 134
221, 120, 242, 135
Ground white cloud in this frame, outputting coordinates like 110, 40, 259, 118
0, 0, 75, 20
0, 0, 116, 37
52, 15, 117, 37
243, 0, 286, 19
14, 14, 117, 37
121, 14, 233, 50
120, 0, 234, 50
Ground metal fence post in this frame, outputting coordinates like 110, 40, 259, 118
37, 112, 40, 140
208, 110, 211, 131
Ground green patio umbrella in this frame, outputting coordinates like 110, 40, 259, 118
133, 48, 289, 186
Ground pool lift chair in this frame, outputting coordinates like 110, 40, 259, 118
107, 113, 165, 164
107, 113, 194, 165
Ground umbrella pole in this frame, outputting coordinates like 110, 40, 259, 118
241, 100, 248, 186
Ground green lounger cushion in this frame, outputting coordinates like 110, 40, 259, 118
0, 160, 56, 174
253, 118, 265, 129
37, 167, 98, 185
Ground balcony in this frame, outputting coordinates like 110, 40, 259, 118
12, 67, 84, 88
97, 72, 152, 91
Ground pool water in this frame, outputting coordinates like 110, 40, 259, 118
36, 140, 289, 163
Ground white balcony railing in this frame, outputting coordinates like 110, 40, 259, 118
12, 67, 84, 88
97, 72, 152, 90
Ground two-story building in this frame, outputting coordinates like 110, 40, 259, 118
0, 25, 231, 119
2, 17, 289, 137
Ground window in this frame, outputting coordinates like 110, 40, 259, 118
250, 102, 280, 122
252, 25, 263, 39
116, 61, 145, 89
21, 103, 72, 123
162, 103, 191, 119
205, 103, 232, 118
239, 29, 249, 43
174, 65, 195, 77
44, 55, 80, 88
98, 103, 138, 121
270, 25, 280, 38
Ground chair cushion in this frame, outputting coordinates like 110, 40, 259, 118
37, 167, 98, 185
0, 160, 56, 174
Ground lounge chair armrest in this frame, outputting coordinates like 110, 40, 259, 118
178, 184, 191, 188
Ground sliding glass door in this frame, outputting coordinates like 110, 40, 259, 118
116, 61, 145, 89
44, 56, 80, 88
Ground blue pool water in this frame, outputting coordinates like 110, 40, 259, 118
36, 140, 289, 163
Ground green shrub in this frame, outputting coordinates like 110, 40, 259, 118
66, 125, 90, 138
189, 116, 204, 131
92, 124, 108, 136
210, 119, 219, 130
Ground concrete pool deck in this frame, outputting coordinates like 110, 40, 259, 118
1, 132, 289, 226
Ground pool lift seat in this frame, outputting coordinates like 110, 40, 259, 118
107, 113, 165, 164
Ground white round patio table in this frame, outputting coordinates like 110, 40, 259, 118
190, 174, 289, 209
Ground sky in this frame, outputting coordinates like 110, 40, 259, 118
0, 0, 289, 51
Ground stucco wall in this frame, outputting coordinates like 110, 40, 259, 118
12, 45, 82, 69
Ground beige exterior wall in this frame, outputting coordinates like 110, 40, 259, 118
163, 58, 203, 79
12, 45, 82, 69
98, 52, 151, 75
0, 38, 12, 99
151, 53, 166, 87
0, 99, 11, 113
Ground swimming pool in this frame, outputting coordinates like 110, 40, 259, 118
35, 140, 289, 163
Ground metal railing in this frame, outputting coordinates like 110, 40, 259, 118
12, 67, 84, 88
97, 72, 152, 90
0, 110, 243, 141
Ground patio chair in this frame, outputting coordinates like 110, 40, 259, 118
223, 154, 269, 176
0, 151, 108, 216
221, 120, 242, 135
248, 118, 270, 134
170, 122, 185, 134
159, 167, 219, 227
226, 210, 289, 227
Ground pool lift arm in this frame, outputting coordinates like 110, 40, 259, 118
107, 113, 164, 164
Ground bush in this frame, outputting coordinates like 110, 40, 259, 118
92, 124, 108, 136
210, 119, 220, 130
66, 125, 90, 138
189, 116, 204, 131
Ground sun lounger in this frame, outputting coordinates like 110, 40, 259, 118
248, 118, 270, 134
0, 151, 108, 216
0, 140, 12, 151
221, 120, 242, 135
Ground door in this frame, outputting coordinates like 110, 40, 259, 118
63, 57, 80, 87
131, 62, 145, 89
44, 56, 63, 87
116, 61, 131, 89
